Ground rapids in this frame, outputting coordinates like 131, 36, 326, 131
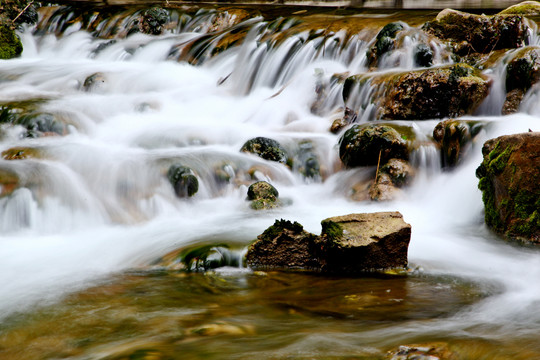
1, 5, 540, 359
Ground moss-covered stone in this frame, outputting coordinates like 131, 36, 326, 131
499, 1, 540, 15
240, 137, 287, 164
476, 133, 540, 244
0, 24, 23, 60
247, 181, 280, 210
167, 164, 199, 198
339, 124, 409, 168
423, 9, 529, 56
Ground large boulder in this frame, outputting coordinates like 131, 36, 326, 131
476, 132, 540, 244
320, 212, 411, 272
246, 212, 412, 273
0, 24, 23, 59
502, 47, 540, 114
245, 219, 322, 270
344, 64, 490, 120
433, 119, 485, 168
422, 9, 529, 56
339, 124, 409, 167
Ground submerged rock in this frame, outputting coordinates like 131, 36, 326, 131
387, 342, 458, 360
423, 9, 528, 56
240, 137, 287, 164
247, 181, 280, 210
246, 219, 321, 270
292, 140, 321, 180
167, 164, 199, 198
246, 212, 411, 273
433, 119, 485, 167
476, 132, 540, 244
339, 124, 409, 167
83, 73, 107, 92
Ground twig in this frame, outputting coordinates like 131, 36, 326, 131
374, 149, 382, 184
12, 1, 34, 24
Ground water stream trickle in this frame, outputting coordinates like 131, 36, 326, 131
1, 6, 540, 359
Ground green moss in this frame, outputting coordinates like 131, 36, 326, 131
478, 176, 503, 231
261, 219, 304, 240
0, 25, 23, 60
320, 220, 343, 243
487, 144, 513, 174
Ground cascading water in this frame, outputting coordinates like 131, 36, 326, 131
1, 5, 540, 359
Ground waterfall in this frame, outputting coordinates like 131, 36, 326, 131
1, 4, 540, 358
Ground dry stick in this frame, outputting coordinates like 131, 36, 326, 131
374, 149, 382, 185
12, 1, 34, 24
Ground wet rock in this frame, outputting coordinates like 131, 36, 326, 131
167, 164, 199, 198
247, 181, 279, 210
82, 73, 106, 92
339, 124, 409, 168
387, 342, 458, 360
321, 212, 411, 272
433, 119, 485, 167
499, 1, 540, 15
330, 107, 357, 134
139, 7, 169, 35
0, 167, 19, 197
293, 140, 321, 180
240, 136, 287, 164
190, 322, 255, 336
503, 47, 540, 114
246, 219, 322, 270
422, 9, 529, 56
367, 22, 405, 67
413, 43, 433, 67
476, 132, 540, 244
1, 146, 42, 160
377, 64, 489, 120
369, 159, 414, 201
19, 113, 67, 137
0, 24, 23, 60
247, 212, 411, 273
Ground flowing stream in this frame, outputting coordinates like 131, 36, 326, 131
1, 5, 540, 359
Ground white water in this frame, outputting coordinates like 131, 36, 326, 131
1, 10, 540, 346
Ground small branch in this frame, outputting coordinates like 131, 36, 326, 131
374, 149, 382, 184
12, 1, 34, 24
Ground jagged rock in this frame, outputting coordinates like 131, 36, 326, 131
378, 64, 489, 120
422, 9, 529, 56
320, 212, 411, 272
240, 137, 287, 164
247, 181, 280, 210
433, 119, 485, 167
499, 1, 540, 15
167, 164, 199, 198
139, 7, 169, 35
369, 158, 414, 201
476, 132, 540, 244
339, 124, 409, 167
502, 47, 540, 114
246, 219, 321, 270
246, 212, 411, 273
0, 24, 23, 59
386, 343, 458, 360
502, 88, 526, 115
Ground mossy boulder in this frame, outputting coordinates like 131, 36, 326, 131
369, 158, 415, 201
476, 132, 540, 244
433, 119, 485, 168
499, 1, 540, 15
422, 9, 529, 56
247, 181, 279, 210
240, 137, 287, 164
246, 219, 322, 270
167, 164, 199, 198
339, 124, 409, 168
320, 212, 411, 272
0, 24, 23, 60
377, 64, 490, 120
